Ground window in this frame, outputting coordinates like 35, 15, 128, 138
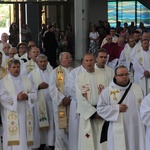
108, 1, 150, 28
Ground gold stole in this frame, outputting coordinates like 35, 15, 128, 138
4, 58, 10, 69
3, 75, 33, 146
26, 59, 35, 74
56, 66, 68, 129
31, 69, 49, 130
0, 67, 7, 79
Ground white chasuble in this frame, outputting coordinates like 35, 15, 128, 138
76, 70, 107, 150
3, 75, 34, 146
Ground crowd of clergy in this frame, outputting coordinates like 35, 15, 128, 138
0, 25, 150, 150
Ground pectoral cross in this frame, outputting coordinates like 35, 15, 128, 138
110, 90, 120, 101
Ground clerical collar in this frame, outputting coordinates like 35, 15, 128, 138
113, 78, 130, 89
39, 68, 47, 73
61, 65, 70, 70
143, 49, 149, 52
9, 73, 21, 80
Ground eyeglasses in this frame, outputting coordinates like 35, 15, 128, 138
116, 73, 130, 77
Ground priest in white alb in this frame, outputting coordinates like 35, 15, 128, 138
28, 54, 54, 150
75, 53, 110, 150
95, 49, 114, 85
133, 38, 150, 96
0, 59, 37, 150
118, 36, 135, 82
49, 52, 73, 150
97, 65, 145, 150
140, 93, 150, 150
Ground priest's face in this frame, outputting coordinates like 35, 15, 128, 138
29, 47, 40, 61
18, 44, 27, 56
115, 67, 129, 86
8, 63, 20, 77
141, 39, 149, 51
37, 57, 48, 71
60, 52, 72, 68
96, 52, 107, 68
83, 54, 95, 73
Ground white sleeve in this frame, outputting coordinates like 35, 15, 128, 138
20, 63, 27, 76
140, 94, 150, 127
97, 88, 120, 121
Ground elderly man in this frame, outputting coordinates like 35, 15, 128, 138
75, 53, 110, 150
0, 59, 37, 150
97, 66, 145, 150
49, 52, 73, 150
28, 54, 54, 150
21, 47, 40, 75
1, 43, 12, 67
0, 33, 9, 53
4, 47, 17, 69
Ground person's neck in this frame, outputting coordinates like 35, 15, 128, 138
143, 49, 149, 52
96, 64, 105, 68
61, 65, 70, 68
87, 69, 95, 73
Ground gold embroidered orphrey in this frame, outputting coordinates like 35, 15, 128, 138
3, 75, 34, 146
110, 90, 120, 101
56, 66, 68, 129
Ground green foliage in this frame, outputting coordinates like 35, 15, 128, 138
0, 4, 9, 28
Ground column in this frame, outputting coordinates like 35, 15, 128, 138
74, 0, 89, 60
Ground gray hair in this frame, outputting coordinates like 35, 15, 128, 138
8, 58, 20, 68
2, 43, 12, 49
59, 52, 71, 62
36, 54, 47, 62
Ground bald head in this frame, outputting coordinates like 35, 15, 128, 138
1, 33, 9, 43
9, 47, 17, 58
142, 32, 150, 40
